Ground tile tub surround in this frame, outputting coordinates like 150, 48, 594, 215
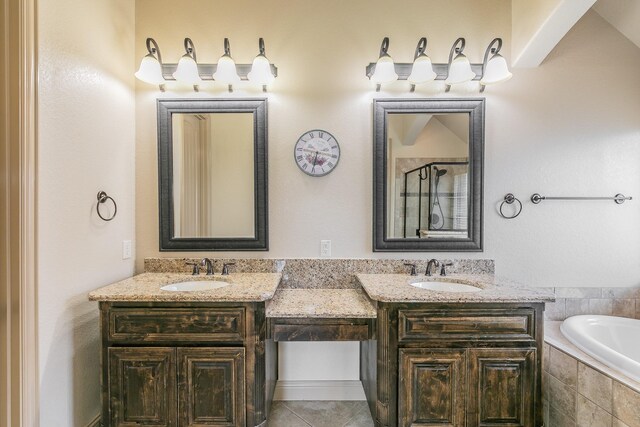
266, 289, 376, 318
144, 258, 494, 289
356, 273, 554, 303
542, 286, 640, 321
87, 272, 282, 302
544, 321, 640, 427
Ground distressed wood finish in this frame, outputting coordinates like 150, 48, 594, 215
177, 347, 245, 426
398, 308, 535, 343
467, 348, 536, 427
109, 307, 246, 343
108, 347, 176, 427
398, 348, 466, 427
361, 302, 544, 427
100, 301, 273, 427
269, 318, 374, 342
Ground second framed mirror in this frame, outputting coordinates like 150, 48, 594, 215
373, 98, 484, 251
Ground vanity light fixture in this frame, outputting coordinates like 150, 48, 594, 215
135, 37, 278, 92
365, 37, 510, 92
444, 38, 476, 92
173, 38, 202, 91
369, 37, 399, 91
407, 37, 436, 92
247, 38, 276, 92
479, 38, 512, 92
213, 38, 241, 92
135, 38, 166, 91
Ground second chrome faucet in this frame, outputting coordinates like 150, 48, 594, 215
404, 259, 452, 277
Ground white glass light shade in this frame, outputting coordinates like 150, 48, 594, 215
370, 55, 398, 84
173, 54, 202, 84
480, 54, 512, 85
445, 54, 476, 85
247, 55, 275, 86
408, 55, 436, 85
213, 55, 241, 84
135, 54, 164, 85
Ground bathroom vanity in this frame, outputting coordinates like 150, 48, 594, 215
89, 273, 282, 427
357, 274, 548, 427
89, 267, 552, 427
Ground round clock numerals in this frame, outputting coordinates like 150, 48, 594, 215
294, 130, 341, 177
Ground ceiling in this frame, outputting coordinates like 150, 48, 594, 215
593, 0, 640, 49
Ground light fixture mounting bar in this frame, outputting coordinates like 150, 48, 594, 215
366, 62, 483, 81
160, 63, 278, 81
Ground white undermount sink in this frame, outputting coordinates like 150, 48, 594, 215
409, 281, 481, 293
161, 281, 230, 292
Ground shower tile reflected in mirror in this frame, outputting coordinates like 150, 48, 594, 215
386, 113, 469, 239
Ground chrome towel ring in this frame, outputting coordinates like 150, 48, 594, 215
97, 191, 117, 221
499, 193, 522, 219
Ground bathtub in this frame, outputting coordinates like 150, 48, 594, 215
561, 315, 640, 383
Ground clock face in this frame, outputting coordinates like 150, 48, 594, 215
294, 129, 341, 177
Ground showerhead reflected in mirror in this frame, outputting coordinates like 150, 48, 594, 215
386, 113, 469, 239
373, 99, 484, 252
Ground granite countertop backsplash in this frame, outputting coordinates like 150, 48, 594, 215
266, 289, 377, 318
144, 257, 494, 289
88, 272, 282, 302
357, 273, 555, 303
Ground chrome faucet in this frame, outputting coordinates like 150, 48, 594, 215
201, 258, 215, 275
425, 259, 440, 276
185, 261, 200, 275
221, 263, 236, 276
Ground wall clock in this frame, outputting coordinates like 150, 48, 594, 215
294, 129, 341, 177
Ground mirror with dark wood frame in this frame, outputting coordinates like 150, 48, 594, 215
373, 98, 484, 251
157, 98, 268, 251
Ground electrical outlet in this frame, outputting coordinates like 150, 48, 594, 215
122, 240, 132, 259
320, 240, 331, 257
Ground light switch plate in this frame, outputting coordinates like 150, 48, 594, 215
320, 240, 331, 257
122, 240, 132, 259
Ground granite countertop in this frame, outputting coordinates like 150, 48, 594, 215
356, 273, 555, 303
88, 272, 282, 302
266, 289, 377, 318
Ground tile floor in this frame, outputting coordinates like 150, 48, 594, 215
268, 401, 374, 427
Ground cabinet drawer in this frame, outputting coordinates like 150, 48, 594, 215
269, 318, 373, 342
108, 307, 245, 343
272, 324, 370, 341
398, 308, 535, 343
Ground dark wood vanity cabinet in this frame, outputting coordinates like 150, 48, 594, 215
363, 303, 544, 427
100, 302, 275, 427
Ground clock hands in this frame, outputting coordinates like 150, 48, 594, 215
301, 148, 329, 155
311, 151, 319, 171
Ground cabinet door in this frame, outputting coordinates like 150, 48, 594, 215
177, 347, 245, 427
467, 348, 536, 427
398, 348, 466, 427
108, 347, 176, 427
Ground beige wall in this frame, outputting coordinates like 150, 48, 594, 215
135, 0, 512, 267
37, 0, 136, 424
136, 2, 640, 288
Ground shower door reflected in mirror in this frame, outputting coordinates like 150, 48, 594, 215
387, 114, 469, 239
172, 113, 255, 238
373, 99, 484, 252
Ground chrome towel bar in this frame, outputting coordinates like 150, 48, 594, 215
530, 193, 632, 205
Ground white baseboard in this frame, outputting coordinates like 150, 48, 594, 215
273, 380, 366, 401
86, 414, 101, 427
